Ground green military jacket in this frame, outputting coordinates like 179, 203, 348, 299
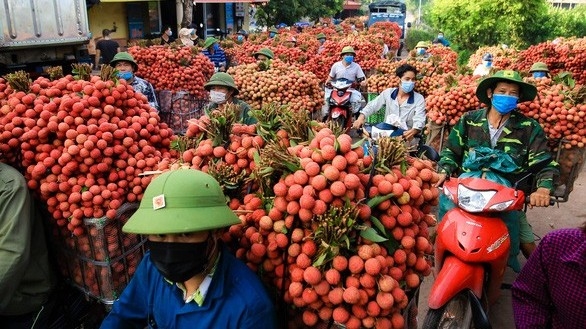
438, 108, 559, 191
205, 98, 257, 126
0, 163, 55, 316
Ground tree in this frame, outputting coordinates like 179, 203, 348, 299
180, 0, 194, 27
428, 0, 550, 51
255, 0, 344, 27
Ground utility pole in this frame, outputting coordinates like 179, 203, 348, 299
418, 0, 422, 26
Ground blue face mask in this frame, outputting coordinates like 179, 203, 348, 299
269, 32, 276, 38
319, 39, 325, 45
483, 60, 492, 68
400, 80, 415, 93
533, 72, 547, 78
237, 35, 244, 42
491, 94, 519, 115
117, 71, 133, 81
213, 43, 220, 51
438, 34, 444, 40
344, 55, 354, 64
416, 48, 426, 56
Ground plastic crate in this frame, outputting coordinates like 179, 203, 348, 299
158, 90, 208, 134
551, 141, 586, 202
365, 92, 386, 124
53, 203, 145, 305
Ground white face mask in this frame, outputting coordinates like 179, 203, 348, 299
167, 30, 172, 36
209, 90, 227, 104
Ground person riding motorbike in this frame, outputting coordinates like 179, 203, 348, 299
473, 53, 493, 77
352, 63, 425, 142
413, 41, 431, 61
323, 46, 366, 118
434, 70, 559, 270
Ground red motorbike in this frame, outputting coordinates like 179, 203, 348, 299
326, 78, 360, 131
422, 176, 527, 329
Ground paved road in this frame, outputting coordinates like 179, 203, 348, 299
416, 165, 586, 328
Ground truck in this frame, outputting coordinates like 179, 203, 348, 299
0, 0, 92, 75
368, 0, 408, 38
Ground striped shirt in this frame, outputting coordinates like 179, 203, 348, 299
202, 48, 227, 68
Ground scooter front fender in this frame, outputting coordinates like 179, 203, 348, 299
428, 256, 484, 310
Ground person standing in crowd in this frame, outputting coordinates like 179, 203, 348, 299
529, 62, 550, 79
316, 33, 326, 54
110, 52, 159, 111
252, 48, 274, 64
160, 26, 175, 45
433, 31, 451, 47
204, 72, 256, 125
95, 29, 120, 68
0, 163, 56, 329
178, 23, 198, 47
100, 169, 276, 329
323, 46, 366, 117
236, 29, 248, 44
352, 64, 426, 142
434, 70, 559, 270
268, 27, 278, 39
202, 37, 227, 72
512, 223, 586, 329
473, 53, 493, 77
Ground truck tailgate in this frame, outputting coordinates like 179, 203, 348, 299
0, 0, 89, 50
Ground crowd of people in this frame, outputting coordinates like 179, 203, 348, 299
3, 22, 584, 329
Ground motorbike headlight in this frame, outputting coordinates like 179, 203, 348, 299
489, 200, 514, 212
457, 184, 496, 212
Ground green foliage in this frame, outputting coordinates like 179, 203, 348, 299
428, 0, 550, 52
255, 0, 344, 26
548, 6, 586, 38
405, 28, 435, 50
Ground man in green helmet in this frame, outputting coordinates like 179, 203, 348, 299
252, 47, 274, 63
529, 62, 550, 79
110, 52, 159, 111
323, 46, 366, 118
316, 33, 326, 54
100, 169, 276, 328
435, 70, 559, 270
204, 72, 256, 125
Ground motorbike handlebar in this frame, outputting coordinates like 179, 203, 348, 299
524, 195, 557, 206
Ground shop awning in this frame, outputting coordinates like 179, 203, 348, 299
193, 0, 268, 3
343, 0, 361, 10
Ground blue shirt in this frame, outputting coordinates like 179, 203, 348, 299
100, 247, 276, 329
202, 48, 227, 68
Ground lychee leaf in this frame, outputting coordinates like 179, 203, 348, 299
360, 227, 388, 243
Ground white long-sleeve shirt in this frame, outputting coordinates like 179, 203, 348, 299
361, 87, 426, 130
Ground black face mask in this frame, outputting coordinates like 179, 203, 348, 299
148, 238, 212, 282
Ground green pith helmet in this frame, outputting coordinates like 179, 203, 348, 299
269, 27, 278, 34
415, 41, 430, 49
203, 37, 219, 49
253, 47, 274, 60
476, 70, 537, 105
335, 25, 343, 33
316, 33, 326, 40
122, 169, 240, 235
204, 72, 239, 95
529, 62, 549, 73
340, 46, 356, 56
110, 52, 138, 71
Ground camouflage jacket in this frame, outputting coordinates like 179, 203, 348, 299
438, 108, 559, 191
205, 98, 257, 126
